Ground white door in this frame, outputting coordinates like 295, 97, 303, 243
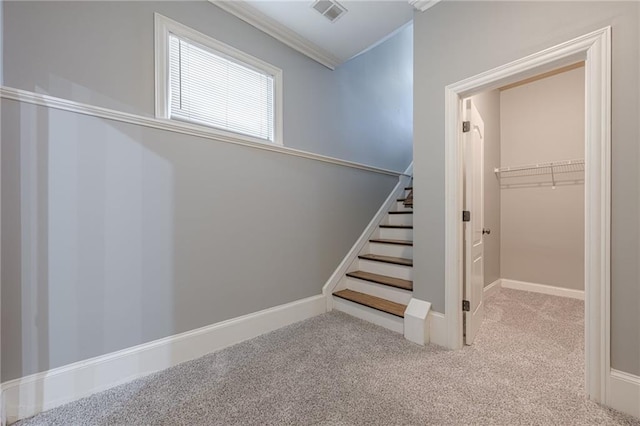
463, 99, 485, 345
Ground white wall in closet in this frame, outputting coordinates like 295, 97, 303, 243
500, 66, 585, 291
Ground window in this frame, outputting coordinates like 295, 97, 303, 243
155, 14, 283, 145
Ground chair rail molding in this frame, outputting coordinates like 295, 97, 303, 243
409, 0, 442, 12
0, 86, 406, 178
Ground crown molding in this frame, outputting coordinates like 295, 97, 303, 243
409, 0, 442, 12
210, 1, 342, 70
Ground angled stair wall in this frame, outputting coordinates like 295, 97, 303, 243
328, 183, 415, 334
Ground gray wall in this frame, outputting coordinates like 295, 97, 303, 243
3, 1, 412, 171
1, 1, 411, 381
0, 100, 397, 381
413, 1, 639, 375
471, 91, 501, 287
500, 68, 585, 291
330, 24, 413, 171
0, 0, 3, 84
0, 0, 3, 387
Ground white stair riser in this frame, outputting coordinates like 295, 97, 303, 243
358, 259, 413, 280
379, 227, 413, 241
332, 297, 404, 334
344, 277, 412, 305
387, 214, 413, 226
394, 201, 413, 212
368, 243, 413, 259
333, 274, 351, 293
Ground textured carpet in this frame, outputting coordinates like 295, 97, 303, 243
17, 289, 639, 425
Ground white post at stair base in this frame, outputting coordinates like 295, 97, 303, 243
404, 298, 431, 345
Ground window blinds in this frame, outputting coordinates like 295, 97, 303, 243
169, 34, 275, 142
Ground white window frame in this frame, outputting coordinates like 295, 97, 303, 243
154, 13, 284, 145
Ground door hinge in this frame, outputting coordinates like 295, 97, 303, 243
462, 300, 470, 312
462, 121, 471, 133
462, 210, 471, 222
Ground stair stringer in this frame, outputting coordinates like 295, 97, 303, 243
323, 169, 421, 337
321, 164, 412, 306
329, 188, 413, 333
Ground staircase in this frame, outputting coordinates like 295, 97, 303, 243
332, 184, 413, 333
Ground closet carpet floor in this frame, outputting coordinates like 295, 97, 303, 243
17, 288, 639, 425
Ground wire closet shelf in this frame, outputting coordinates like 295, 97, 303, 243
494, 158, 585, 188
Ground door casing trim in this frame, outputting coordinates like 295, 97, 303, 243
443, 27, 611, 403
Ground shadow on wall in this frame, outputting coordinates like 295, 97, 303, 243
1, 103, 180, 416
1, 99, 51, 410
1, 90, 399, 390
47, 81, 175, 376
2, 97, 178, 387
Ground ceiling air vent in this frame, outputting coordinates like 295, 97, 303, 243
311, 0, 347, 23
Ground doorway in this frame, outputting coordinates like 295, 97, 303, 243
463, 62, 586, 346
443, 27, 611, 403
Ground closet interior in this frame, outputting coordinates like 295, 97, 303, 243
472, 61, 586, 303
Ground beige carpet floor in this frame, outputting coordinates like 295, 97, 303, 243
16, 288, 640, 425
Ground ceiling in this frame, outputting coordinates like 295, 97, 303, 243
214, 1, 417, 68
247, 1, 415, 63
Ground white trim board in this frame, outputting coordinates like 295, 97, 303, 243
0, 295, 326, 424
608, 369, 640, 419
404, 298, 431, 345
210, 1, 341, 70
443, 27, 611, 405
501, 279, 584, 300
409, 0, 442, 12
0, 86, 406, 178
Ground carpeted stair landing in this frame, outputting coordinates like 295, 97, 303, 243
16, 289, 639, 425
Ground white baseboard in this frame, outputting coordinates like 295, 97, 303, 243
0, 295, 326, 424
0, 396, 5, 426
501, 279, 584, 300
428, 311, 447, 347
322, 162, 412, 306
608, 369, 640, 419
483, 279, 502, 299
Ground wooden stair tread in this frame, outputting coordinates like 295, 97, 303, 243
379, 224, 413, 229
346, 270, 413, 291
404, 186, 413, 190
397, 198, 407, 202
369, 238, 413, 246
388, 211, 412, 215
359, 253, 413, 266
333, 289, 406, 318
